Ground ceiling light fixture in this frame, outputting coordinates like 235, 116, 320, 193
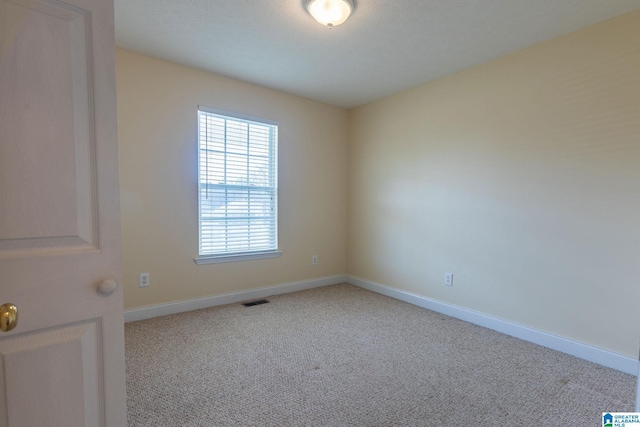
306, 0, 354, 29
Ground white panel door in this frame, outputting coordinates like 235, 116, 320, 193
0, 0, 126, 425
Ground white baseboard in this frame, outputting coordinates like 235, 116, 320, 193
124, 275, 347, 323
124, 273, 638, 376
347, 275, 639, 376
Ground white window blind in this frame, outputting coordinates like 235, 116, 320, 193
197, 108, 278, 259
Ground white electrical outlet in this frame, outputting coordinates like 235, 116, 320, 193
139, 273, 150, 287
444, 272, 453, 286
312, 255, 318, 265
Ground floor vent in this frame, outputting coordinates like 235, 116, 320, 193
242, 299, 269, 307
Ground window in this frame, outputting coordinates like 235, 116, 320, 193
195, 107, 279, 264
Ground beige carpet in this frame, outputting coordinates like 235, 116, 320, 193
126, 284, 635, 426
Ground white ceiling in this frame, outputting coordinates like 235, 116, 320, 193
115, 0, 640, 109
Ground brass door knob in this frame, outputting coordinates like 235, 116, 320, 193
0, 303, 18, 332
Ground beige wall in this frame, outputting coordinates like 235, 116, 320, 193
348, 11, 640, 357
116, 49, 348, 310
118, 11, 640, 358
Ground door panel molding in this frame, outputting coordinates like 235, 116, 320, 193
0, 0, 99, 257
0, 320, 103, 427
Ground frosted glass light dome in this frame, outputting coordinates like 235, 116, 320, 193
306, 0, 354, 28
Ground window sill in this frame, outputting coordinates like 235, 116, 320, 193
194, 250, 282, 265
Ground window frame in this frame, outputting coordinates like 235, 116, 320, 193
194, 106, 280, 265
